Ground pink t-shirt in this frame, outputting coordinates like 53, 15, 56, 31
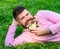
5, 10, 60, 46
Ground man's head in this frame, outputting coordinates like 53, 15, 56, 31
13, 6, 33, 27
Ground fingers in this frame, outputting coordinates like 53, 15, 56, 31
30, 30, 36, 33
30, 30, 39, 35
29, 27, 36, 31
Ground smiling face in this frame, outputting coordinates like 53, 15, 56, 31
16, 9, 33, 27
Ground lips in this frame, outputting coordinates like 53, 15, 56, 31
25, 18, 35, 27
27, 20, 32, 25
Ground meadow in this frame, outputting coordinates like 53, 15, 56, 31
0, 0, 60, 49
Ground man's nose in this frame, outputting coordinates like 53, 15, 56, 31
26, 16, 31, 20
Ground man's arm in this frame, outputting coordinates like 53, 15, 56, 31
5, 19, 20, 46
35, 10, 60, 34
5, 24, 17, 46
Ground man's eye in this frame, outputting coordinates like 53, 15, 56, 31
26, 13, 29, 16
21, 16, 24, 20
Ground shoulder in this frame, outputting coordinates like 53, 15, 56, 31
34, 10, 47, 17
37, 10, 50, 14
35, 10, 50, 15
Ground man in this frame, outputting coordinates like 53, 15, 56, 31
5, 6, 60, 46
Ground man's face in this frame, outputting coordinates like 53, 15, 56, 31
16, 9, 33, 27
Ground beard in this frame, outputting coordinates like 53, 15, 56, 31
21, 17, 36, 28
21, 18, 34, 28
25, 18, 34, 26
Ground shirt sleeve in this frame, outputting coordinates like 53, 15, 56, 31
49, 22, 60, 34
40, 10, 60, 34
35, 10, 60, 23
5, 25, 17, 46
35, 10, 60, 34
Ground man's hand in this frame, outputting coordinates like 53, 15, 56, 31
11, 18, 20, 26
29, 26, 50, 36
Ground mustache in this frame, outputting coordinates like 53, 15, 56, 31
27, 18, 33, 21
27, 17, 36, 22
25, 17, 35, 24
25, 17, 36, 26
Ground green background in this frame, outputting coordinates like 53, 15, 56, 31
0, 0, 60, 49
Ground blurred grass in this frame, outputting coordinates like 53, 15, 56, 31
0, 0, 60, 49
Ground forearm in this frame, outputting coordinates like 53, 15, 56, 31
41, 22, 60, 35
38, 21, 60, 36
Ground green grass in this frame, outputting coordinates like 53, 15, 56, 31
0, 0, 60, 49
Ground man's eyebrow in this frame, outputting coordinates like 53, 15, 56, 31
26, 13, 29, 16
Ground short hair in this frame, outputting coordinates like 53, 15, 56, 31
13, 6, 25, 19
